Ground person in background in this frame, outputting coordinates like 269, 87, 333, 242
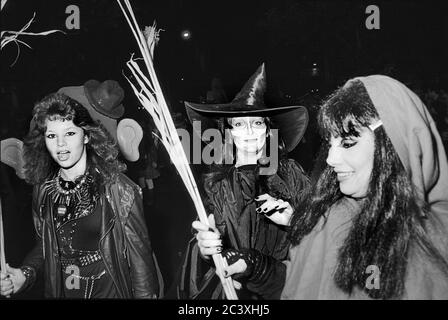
206, 76, 228, 104
136, 119, 160, 207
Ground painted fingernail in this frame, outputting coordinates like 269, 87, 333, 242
208, 227, 214, 232
224, 271, 228, 277
265, 207, 278, 216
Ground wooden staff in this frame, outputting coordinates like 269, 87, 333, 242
0, 198, 6, 273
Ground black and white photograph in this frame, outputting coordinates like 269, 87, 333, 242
1, 0, 448, 307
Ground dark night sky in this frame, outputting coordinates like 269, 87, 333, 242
1, 0, 448, 139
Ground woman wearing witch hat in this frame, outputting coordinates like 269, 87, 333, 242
173, 64, 309, 299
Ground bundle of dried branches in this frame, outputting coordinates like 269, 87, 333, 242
117, 0, 238, 300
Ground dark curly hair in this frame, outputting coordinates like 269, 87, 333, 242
289, 80, 448, 299
23, 93, 126, 186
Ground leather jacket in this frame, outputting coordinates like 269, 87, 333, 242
22, 173, 162, 299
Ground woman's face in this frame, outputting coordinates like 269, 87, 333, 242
326, 127, 375, 198
230, 116, 267, 155
45, 119, 88, 171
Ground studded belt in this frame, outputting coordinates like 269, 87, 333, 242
60, 251, 102, 269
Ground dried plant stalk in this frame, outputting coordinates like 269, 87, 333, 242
0, 199, 6, 273
117, 0, 238, 299
1, 12, 64, 66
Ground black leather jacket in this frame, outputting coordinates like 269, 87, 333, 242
22, 173, 161, 298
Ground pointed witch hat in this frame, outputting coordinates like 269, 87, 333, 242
185, 63, 308, 152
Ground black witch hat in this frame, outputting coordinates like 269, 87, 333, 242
185, 63, 308, 152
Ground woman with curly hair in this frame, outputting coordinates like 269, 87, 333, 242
222, 75, 448, 299
0, 93, 161, 299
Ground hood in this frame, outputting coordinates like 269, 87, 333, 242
349, 75, 448, 218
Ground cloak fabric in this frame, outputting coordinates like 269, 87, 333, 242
173, 159, 309, 299
281, 75, 448, 299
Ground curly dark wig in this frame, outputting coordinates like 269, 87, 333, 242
289, 80, 448, 299
23, 93, 126, 186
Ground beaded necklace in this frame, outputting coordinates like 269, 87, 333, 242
44, 169, 98, 228
53, 169, 88, 209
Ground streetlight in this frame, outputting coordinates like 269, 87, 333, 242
181, 29, 191, 40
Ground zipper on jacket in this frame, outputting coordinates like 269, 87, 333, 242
40, 204, 46, 257
107, 185, 130, 269
98, 192, 122, 297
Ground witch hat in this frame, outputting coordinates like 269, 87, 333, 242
185, 63, 308, 152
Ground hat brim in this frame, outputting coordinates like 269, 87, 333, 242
184, 101, 302, 117
84, 80, 125, 119
185, 101, 308, 153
